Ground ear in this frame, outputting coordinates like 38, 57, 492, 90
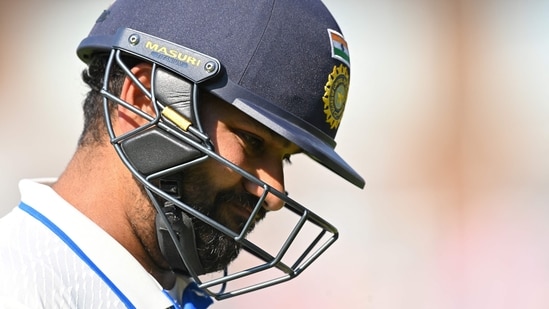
116, 63, 155, 134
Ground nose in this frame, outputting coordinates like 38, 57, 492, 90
243, 159, 285, 211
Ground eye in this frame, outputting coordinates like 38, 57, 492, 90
237, 130, 264, 155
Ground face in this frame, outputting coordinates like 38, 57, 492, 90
171, 93, 301, 273
118, 66, 300, 277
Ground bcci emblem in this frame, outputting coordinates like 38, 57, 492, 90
323, 64, 349, 129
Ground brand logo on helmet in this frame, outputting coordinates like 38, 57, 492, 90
323, 64, 349, 130
145, 41, 202, 68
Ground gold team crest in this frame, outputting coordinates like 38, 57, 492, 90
323, 64, 349, 130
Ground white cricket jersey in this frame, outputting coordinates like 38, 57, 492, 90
0, 179, 197, 308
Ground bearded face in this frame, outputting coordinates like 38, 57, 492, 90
175, 163, 267, 273
151, 93, 295, 275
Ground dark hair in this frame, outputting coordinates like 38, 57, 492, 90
79, 55, 125, 147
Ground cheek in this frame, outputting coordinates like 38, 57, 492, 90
216, 136, 246, 166
200, 107, 246, 188
207, 120, 247, 168
206, 129, 246, 188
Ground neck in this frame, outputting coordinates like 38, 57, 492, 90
53, 141, 176, 289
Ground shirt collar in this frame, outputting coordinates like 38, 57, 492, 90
19, 179, 178, 308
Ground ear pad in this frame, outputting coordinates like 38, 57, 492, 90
120, 67, 204, 175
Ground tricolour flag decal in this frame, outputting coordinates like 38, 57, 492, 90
328, 29, 350, 67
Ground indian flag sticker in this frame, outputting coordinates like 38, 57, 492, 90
328, 29, 350, 67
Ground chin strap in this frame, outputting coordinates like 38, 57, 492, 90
155, 201, 205, 276
154, 181, 228, 298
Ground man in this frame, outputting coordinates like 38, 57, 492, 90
0, 0, 364, 308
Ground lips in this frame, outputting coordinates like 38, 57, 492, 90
223, 202, 266, 234
231, 202, 253, 220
